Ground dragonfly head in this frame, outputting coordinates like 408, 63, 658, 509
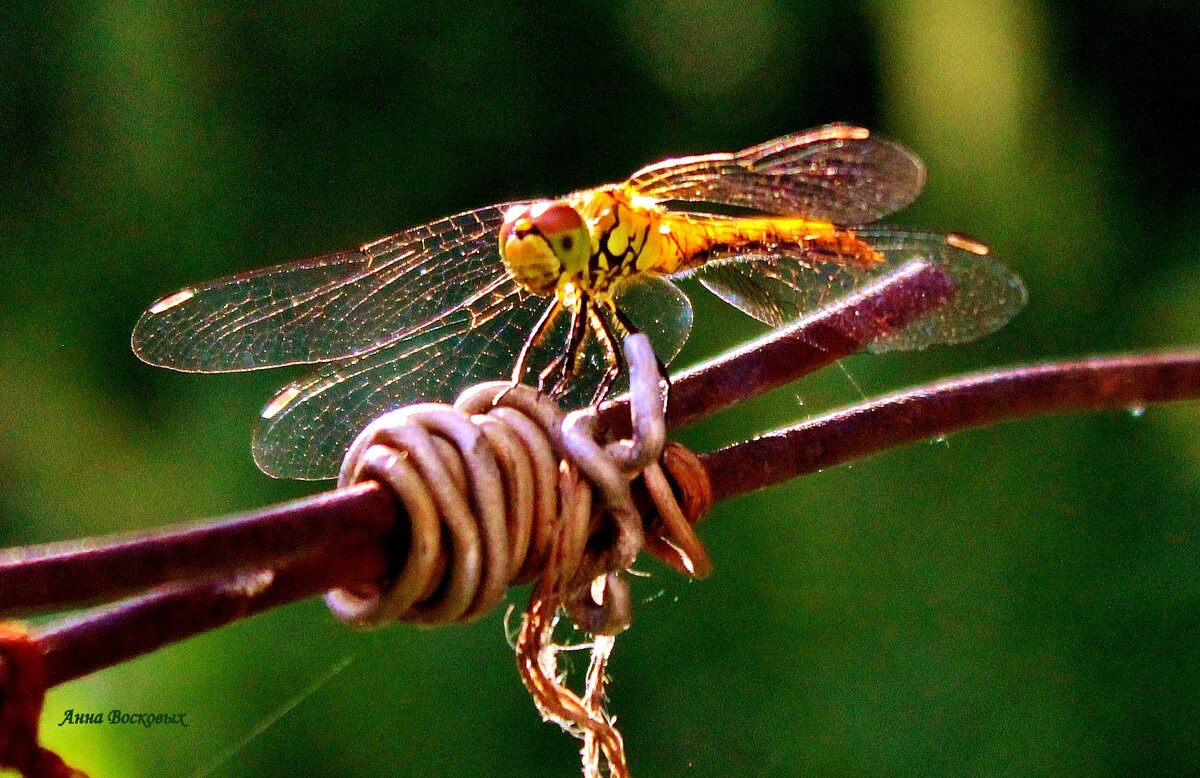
500, 201, 591, 296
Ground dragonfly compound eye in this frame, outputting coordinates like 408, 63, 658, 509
500, 201, 591, 296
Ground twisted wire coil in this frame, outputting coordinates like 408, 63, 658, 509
325, 335, 712, 632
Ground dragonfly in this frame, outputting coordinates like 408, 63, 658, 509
132, 123, 1027, 480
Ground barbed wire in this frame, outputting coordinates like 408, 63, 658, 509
5, 260, 1200, 776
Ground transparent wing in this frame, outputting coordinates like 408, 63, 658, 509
253, 275, 539, 478
691, 229, 1026, 353
627, 124, 926, 224
131, 201, 530, 372
614, 275, 693, 362
254, 274, 694, 479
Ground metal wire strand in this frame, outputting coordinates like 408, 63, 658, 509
325, 334, 710, 633
325, 334, 706, 778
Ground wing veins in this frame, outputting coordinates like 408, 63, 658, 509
135, 202, 528, 371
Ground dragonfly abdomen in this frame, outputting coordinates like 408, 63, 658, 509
656, 212, 882, 274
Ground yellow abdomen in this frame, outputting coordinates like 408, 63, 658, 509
654, 210, 882, 274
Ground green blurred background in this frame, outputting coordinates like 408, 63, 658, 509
4, 0, 1200, 774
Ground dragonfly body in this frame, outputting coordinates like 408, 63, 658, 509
133, 124, 1026, 479
507, 184, 881, 294
499, 183, 884, 392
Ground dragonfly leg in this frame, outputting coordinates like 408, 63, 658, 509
609, 302, 671, 414
588, 303, 627, 406
542, 302, 586, 396
537, 355, 566, 395
553, 300, 598, 395
512, 299, 563, 389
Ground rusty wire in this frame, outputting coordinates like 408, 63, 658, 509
0, 260, 951, 623
7, 260, 1200, 684
4, 260, 1200, 773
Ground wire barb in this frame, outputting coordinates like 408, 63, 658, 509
331, 334, 709, 778
328, 334, 710, 631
